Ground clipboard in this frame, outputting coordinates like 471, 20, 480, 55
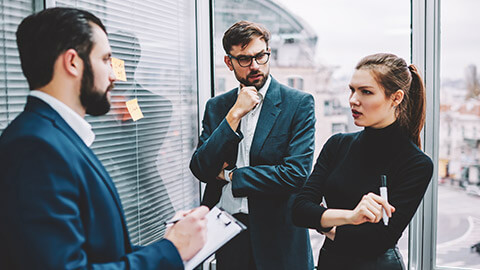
184, 207, 246, 270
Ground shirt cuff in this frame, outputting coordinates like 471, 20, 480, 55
224, 167, 237, 182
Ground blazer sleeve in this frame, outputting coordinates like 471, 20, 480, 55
231, 94, 316, 197
332, 154, 434, 256
0, 138, 183, 270
291, 134, 341, 231
189, 99, 243, 184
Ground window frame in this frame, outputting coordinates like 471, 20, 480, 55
410, 0, 442, 269
195, 0, 214, 202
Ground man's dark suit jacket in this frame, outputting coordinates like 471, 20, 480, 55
0, 97, 183, 269
190, 77, 315, 270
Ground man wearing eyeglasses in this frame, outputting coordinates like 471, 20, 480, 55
190, 21, 315, 270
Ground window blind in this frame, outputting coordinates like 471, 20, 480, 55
53, 0, 200, 245
0, 0, 32, 131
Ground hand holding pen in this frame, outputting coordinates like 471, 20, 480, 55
348, 191, 395, 226
164, 206, 209, 261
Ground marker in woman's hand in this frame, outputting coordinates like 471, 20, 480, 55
380, 175, 389, 226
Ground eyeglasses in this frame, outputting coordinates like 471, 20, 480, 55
228, 51, 271, 67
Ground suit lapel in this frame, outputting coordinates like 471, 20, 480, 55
250, 78, 282, 160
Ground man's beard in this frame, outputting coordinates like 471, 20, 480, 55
79, 59, 113, 116
236, 69, 269, 90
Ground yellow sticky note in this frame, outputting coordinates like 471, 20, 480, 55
125, 98, 144, 121
111, 57, 127, 82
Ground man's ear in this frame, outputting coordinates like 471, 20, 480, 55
62, 49, 83, 77
224, 55, 234, 71
392, 89, 405, 107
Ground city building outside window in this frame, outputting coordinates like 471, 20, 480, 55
437, 0, 480, 268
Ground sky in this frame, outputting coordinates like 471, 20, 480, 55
276, 0, 480, 81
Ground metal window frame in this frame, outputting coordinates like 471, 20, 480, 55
410, 0, 441, 269
195, 0, 214, 204
43, 0, 55, 9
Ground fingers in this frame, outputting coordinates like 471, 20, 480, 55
188, 206, 210, 219
231, 86, 260, 117
365, 192, 395, 218
357, 198, 378, 223
166, 206, 209, 261
353, 193, 394, 224
187, 206, 209, 245
171, 210, 190, 220
358, 206, 376, 223
166, 209, 193, 235
216, 169, 226, 181
216, 162, 229, 180
240, 85, 260, 103
363, 198, 382, 223
172, 206, 209, 221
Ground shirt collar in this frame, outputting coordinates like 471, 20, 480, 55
30, 90, 95, 147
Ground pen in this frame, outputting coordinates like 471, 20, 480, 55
163, 217, 183, 227
380, 175, 389, 226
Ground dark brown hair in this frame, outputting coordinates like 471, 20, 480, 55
222, 20, 270, 54
356, 53, 426, 148
16, 7, 106, 90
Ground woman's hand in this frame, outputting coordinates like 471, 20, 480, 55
348, 192, 395, 225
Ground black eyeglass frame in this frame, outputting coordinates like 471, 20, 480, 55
227, 51, 271, 67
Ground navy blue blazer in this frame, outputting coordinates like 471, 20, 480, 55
0, 97, 182, 269
190, 77, 315, 270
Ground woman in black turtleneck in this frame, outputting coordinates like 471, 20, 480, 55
292, 53, 433, 270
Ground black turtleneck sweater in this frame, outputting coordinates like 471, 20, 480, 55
292, 122, 433, 259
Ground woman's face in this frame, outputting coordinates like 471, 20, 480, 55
348, 69, 397, 129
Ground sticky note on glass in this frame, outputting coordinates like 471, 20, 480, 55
111, 57, 127, 81
125, 98, 144, 121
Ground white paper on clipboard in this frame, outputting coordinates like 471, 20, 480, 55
184, 207, 246, 270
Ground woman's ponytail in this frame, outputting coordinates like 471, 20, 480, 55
406, 65, 426, 148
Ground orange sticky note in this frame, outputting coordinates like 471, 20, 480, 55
125, 98, 144, 121
111, 57, 127, 81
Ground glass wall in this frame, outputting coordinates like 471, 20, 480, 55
0, 0, 200, 246
436, 0, 480, 268
53, 0, 200, 245
0, 0, 32, 129
213, 0, 411, 264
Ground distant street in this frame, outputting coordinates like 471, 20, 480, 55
308, 184, 480, 268
436, 184, 480, 268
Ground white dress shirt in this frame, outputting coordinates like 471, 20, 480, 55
218, 75, 271, 214
30, 91, 95, 147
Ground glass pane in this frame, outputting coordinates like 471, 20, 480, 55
55, 0, 199, 245
0, 0, 31, 133
437, 0, 480, 268
214, 0, 410, 265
